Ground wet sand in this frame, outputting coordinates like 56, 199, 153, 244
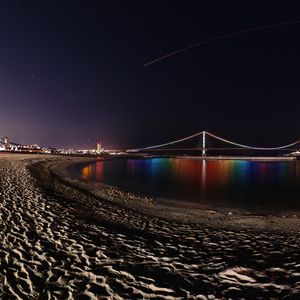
1, 154, 300, 299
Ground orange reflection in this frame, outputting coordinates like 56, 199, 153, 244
81, 165, 92, 180
81, 161, 103, 181
169, 159, 242, 190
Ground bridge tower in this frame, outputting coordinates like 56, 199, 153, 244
202, 131, 206, 156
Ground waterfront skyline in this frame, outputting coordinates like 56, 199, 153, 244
1, 2, 300, 148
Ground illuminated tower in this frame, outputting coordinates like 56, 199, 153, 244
96, 141, 102, 153
202, 131, 206, 156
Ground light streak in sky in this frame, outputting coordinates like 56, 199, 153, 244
144, 21, 300, 67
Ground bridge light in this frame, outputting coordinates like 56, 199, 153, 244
202, 131, 206, 156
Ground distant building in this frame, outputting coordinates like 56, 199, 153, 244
0, 137, 10, 150
96, 141, 102, 153
0, 136, 49, 153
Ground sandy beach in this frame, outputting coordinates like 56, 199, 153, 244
1, 154, 300, 299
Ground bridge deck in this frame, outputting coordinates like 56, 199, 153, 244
179, 156, 297, 161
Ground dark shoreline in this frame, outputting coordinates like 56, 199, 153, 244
27, 156, 300, 234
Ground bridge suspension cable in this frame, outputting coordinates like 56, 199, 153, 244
127, 131, 300, 153
206, 131, 300, 150
127, 131, 204, 152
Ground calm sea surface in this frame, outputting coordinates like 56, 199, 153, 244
74, 158, 300, 214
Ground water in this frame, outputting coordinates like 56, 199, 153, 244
74, 158, 300, 214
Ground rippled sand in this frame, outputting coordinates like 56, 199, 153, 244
1, 154, 300, 299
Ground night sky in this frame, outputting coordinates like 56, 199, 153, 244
1, 1, 300, 149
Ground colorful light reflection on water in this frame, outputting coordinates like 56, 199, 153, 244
79, 158, 300, 213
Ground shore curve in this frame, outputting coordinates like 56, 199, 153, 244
0, 153, 300, 299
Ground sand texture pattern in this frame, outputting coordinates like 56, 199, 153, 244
0, 155, 300, 299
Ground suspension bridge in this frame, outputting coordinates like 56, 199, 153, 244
127, 131, 300, 158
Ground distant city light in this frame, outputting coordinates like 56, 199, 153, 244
0, 137, 121, 156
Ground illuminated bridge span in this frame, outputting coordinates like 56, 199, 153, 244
127, 131, 300, 155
